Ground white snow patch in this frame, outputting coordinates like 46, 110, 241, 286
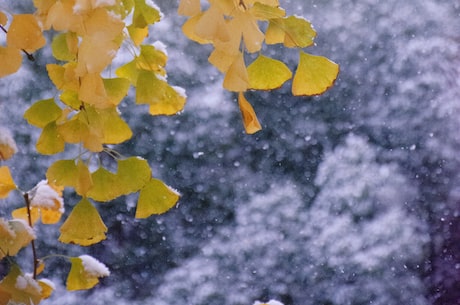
15, 273, 41, 292
153, 40, 168, 56
79, 255, 110, 277
30, 180, 64, 212
253, 300, 284, 305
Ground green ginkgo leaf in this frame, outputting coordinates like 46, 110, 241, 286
135, 178, 180, 218
247, 54, 292, 90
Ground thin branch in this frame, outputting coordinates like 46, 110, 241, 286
0, 24, 35, 61
23, 192, 39, 279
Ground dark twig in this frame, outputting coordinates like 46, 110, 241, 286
23, 192, 39, 279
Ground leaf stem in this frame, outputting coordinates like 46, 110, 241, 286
23, 192, 39, 279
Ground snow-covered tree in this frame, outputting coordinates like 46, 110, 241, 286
307, 134, 429, 305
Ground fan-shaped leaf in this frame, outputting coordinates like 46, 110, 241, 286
24, 98, 62, 128
292, 51, 339, 96
59, 198, 107, 246
247, 54, 292, 90
135, 178, 180, 218
36, 122, 65, 155
223, 52, 249, 92
7, 14, 46, 52
0, 46, 21, 78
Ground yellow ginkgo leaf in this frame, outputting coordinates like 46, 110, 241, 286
46, 159, 78, 188
127, 24, 149, 46
181, 13, 211, 44
116, 157, 152, 194
238, 92, 262, 134
28, 180, 65, 224
133, 0, 162, 28
268, 16, 316, 48
136, 44, 168, 73
249, 2, 285, 20
223, 52, 249, 92
0, 46, 22, 78
194, 4, 230, 42
0, 126, 18, 161
247, 54, 292, 90
59, 198, 107, 246
79, 73, 112, 108
0, 11, 7, 25
103, 78, 130, 106
148, 85, 186, 116
66, 255, 109, 291
116, 60, 139, 85
0, 265, 42, 305
0, 166, 16, 198
86, 167, 118, 202
51, 32, 78, 61
38, 279, 54, 299
178, 0, 201, 16
75, 160, 93, 196
24, 98, 62, 128
96, 107, 133, 144
208, 48, 238, 73
46, 159, 93, 196
7, 219, 36, 255
12, 207, 40, 225
46, 63, 79, 92
7, 14, 46, 52
135, 178, 180, 219
136, 71, 186, 115
292, 51, 339, 96
36, 122, 65, 155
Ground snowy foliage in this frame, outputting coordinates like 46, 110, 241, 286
3, 0, 460, 304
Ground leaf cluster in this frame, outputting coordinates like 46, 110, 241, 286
179, 0, 339, 133
0, 0, 338, 303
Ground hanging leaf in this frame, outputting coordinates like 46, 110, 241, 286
24, 98, 62, 128
87, 167, 118, 202
238, 92, 262, 134
0, 265, 42, 305
292, 51, 339, 96
0, 127, 18, 161
247, 54, 292, 90
135, 178, 180, 218
51, 32, 78, 61
267, 16, 316, 48
136, 71, 186, 115
12, 207, 40, 225
66, 255, 109, 291
132, 0, 162, 28
0, 166, 16, 198
46, 159, 93, 196
116, 157, 152, 194
0, 46, 22, 78
37, 279, 54, 300
36, 122, 65, 155
59, 198, 107, 246
223, 52, 249, 92
7, 14, 46, 52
